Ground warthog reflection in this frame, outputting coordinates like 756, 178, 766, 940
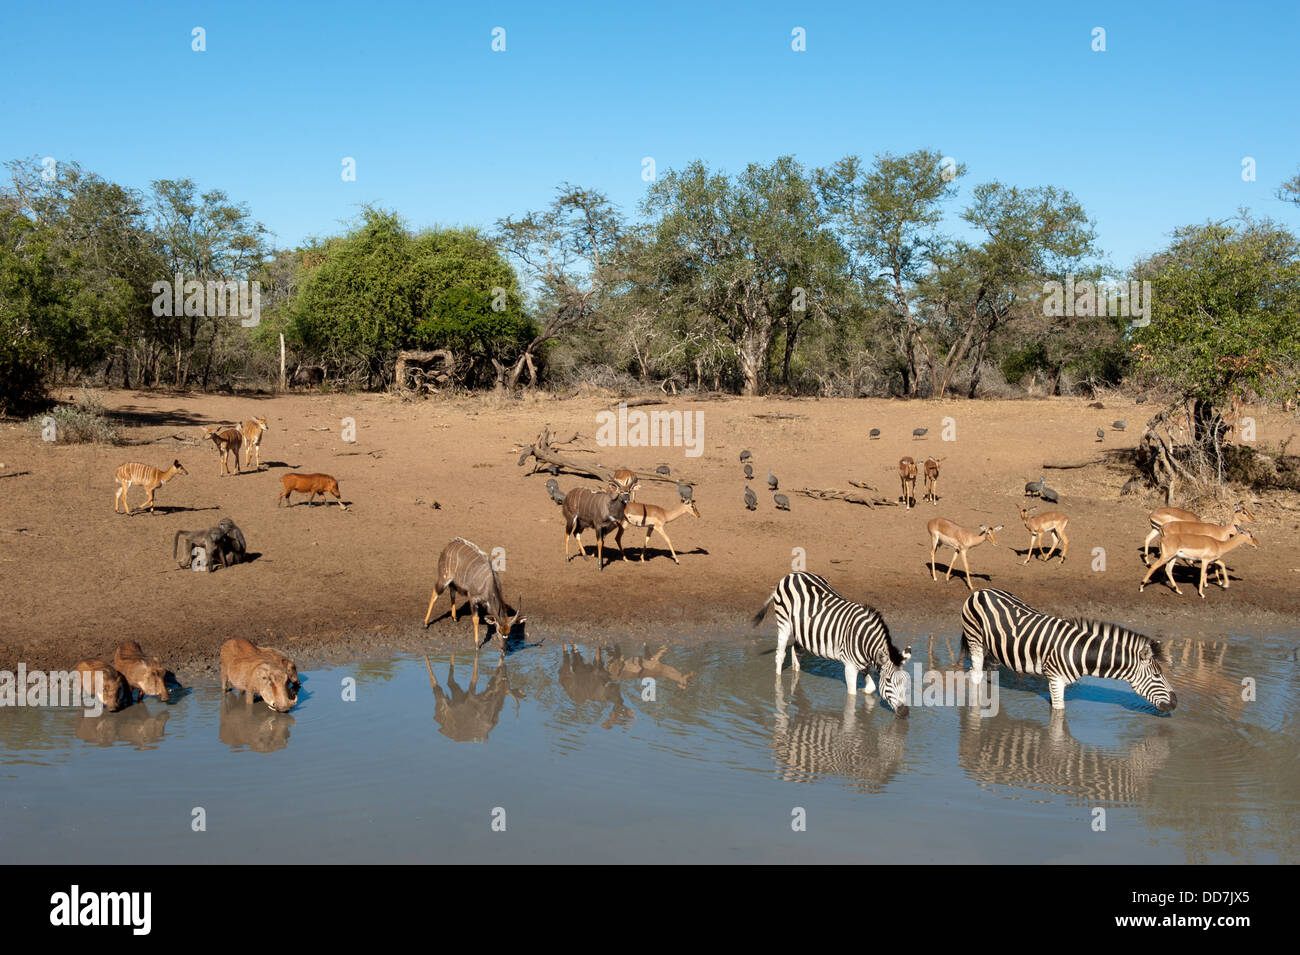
75, 703, 170, 749
218, 691, 295, 752
771, 671, 909, 793
424, 653, 524, 743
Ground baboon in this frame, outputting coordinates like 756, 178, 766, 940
174, 527, 222, 571
173, 518, 248, 570
213, 517, 247, 567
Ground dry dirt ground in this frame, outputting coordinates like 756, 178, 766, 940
2, 389, 1299, 684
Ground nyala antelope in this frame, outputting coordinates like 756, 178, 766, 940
114, 460, 188, 514
617, 499, 701, 564
423, 537, 523, 647
238, 416, 268, 469
202, 425, 243, 476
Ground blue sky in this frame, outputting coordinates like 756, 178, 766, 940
2, 0, 1296, 270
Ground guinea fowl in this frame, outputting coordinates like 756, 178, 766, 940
1023, 476, 1045, 497
767, 470, 778, 491
1096, 428, 1105, 442
739, 450, 752, 463
676, 480, 692, 503
773, 492, 790, 511
869, 428, 881, 440
744, 485, 757, 511
1039, 485, 1060, 504
912, 427, 928, 439
1113, 419, 1127, 431
743, 463, 753, 480
656, 464, 671, 476
548, 485, 566, 505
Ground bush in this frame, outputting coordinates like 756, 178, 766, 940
26, 391, 121, 444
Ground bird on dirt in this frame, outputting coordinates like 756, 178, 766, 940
656, 464, 671, 476
1113, 419, 1127, 431
548, 485, 566, 505
1096, 428, 1105, 442
912, 427, 928, 439
1023, 476, 1045, 497
767, 470, 778, 491
676, 480, 692, 503
773, 492, 790, 511
740, 449, 753, 463
1039, 485, 1060, 504
868, 428, 881, 440
1121, 479, 1142, 496
547, 463, 560, 476
743, 463, 754, 480
1135, 395, 1148, 404
744, 485, 757, 511
545, 478, 559, 493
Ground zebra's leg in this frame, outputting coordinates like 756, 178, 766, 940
862, 669, 876, 695
1047, 674, 1068, 710
968, 644, 984, 684
775, 621, 791, 675
843, 661, 859, 695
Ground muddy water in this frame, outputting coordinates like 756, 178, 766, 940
1, 633, 1296, 863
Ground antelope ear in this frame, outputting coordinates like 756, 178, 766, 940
992, 525, 1003, 531
978, 524, 986, 532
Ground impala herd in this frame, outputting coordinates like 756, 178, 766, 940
905, 455, 1259, 598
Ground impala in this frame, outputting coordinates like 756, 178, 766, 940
1140, 526, 1259, 598
1018, 505, 1070, 565
926, 518, 1002, 592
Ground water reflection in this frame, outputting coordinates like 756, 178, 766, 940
957, 705, 1171, 806
74, 703, 170, 750
218, 692, 295, 753
771, 671, 909, 792
558, 645, 634, 728
424, 653, 524, 743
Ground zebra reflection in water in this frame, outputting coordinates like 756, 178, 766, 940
957, 706, 1172, 806
770, 671, 909, 793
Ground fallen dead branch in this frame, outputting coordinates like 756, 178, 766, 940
1043, 459, 1102, 470
514, 425, 690, 487
792, 486, 895, 508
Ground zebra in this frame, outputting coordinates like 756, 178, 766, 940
958, 589, 1176, 714
752, 572, 911, 716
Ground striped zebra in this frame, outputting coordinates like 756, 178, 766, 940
959, 589, 1175, 713
752, 572, 911, 716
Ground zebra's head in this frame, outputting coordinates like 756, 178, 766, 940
879, 643, 912, 718
1133, 640, 1176, 713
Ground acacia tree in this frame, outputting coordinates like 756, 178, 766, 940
816, 150, 962, 395
148, 179, 269, 387
1132, 214, 1300, 484
920, 183, 1099, 398
494, 185, 623, 391
640, 156, 841, 396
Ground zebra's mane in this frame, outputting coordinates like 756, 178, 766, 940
1069, 617, 1163, 661
876, 618, 906, 667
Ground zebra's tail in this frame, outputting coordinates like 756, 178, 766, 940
752, 592, 775, 627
